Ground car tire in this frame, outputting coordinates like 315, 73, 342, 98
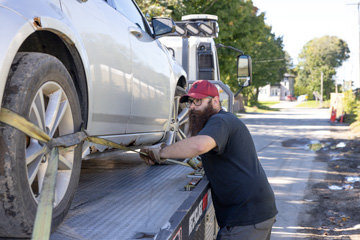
164, 86, 188, 145
0, 52, 82, 237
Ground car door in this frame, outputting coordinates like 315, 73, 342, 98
61, 0, 133, 135
111, 0, 173, 134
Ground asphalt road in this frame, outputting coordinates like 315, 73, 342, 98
239, 103, 332, 239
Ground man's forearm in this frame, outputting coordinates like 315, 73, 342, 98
160, 135, 216, 159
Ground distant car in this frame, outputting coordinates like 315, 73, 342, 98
297, 94, 308, 102
286, 95, 296, 101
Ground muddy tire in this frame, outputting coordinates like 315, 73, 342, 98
164, 86, 188, 145
0, 53, 82, 237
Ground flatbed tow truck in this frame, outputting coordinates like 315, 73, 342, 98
50, 14, 251, 240
51, 153, 215, 240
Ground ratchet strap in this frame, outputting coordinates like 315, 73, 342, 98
0, 107, 190, 240
0, 108, 190, 166
0, 108, 143, 152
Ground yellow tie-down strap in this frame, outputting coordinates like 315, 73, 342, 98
0, 107, 191, 240
0, 108, 191, 165
0, 108, 141, 152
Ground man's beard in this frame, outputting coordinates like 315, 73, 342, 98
188, 100, 218, 136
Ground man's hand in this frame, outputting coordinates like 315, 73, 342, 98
139, 143, 166, 165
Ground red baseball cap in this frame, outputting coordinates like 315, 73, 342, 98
180, 80, 219, 103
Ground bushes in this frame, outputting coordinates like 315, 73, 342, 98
343, 90, 357, 115
343, 90, 359, 124
349, 104, 360, 135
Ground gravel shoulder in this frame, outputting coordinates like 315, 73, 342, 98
297, 123, 360, 239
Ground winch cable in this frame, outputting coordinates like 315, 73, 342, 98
0, 107, 191, 240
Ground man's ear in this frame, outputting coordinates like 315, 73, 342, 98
213, 96, 221, 108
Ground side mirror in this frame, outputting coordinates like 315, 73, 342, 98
151, 18, 176, 37
237, 55, 252, 87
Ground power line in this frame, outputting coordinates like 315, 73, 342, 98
253, 58, 285, 63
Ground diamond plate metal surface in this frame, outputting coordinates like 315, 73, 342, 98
51, 159, 193, 240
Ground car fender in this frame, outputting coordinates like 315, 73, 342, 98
0, 6, 36, 103
158, 39, 187, 85
156, 39, 187, 131
37, 16, 94, 125
0, 2, 94, 126
171, 59, 187, 89
163, 42, 187, 89
168, 53, 187, 128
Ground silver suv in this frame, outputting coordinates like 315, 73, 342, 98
0, 0, 187, 237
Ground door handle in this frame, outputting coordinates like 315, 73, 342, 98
129, 26, 143, 39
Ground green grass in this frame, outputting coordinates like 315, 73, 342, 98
241, 100, 331, 113
296, 100, 330, 108
258, 101, 280, 108
244, 101, 280, 113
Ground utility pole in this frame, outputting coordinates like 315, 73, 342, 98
335, 78, 338, 93
347, 2, 360, 89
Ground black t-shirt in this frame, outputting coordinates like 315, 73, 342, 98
198, 110, 278, 228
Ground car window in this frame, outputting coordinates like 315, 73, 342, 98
112, 0, 146, 31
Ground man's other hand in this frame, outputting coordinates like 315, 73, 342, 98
139, 143, 166, 165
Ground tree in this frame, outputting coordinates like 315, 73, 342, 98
249, 25, 287, 104
216, 1, 267, 93
296, 35, 350, 99
137, 0, 178, 20
284, 51, 294, 71
137, 0, 287, 103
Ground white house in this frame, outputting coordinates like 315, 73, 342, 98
258, 73, 295, 101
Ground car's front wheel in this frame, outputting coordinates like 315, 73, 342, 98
164, 86, 188, 145
0, 53, 82, 237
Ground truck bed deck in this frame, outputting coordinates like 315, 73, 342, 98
50, 151, 199, 240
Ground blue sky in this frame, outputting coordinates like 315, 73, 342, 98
251, 0, 360, 88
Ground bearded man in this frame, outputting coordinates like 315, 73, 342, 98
140, 80, 278, 240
